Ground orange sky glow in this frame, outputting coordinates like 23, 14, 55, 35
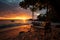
0, 13, 32, 20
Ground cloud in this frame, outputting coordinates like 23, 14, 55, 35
0, 0, 32, 19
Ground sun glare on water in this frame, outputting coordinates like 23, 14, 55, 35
15, 17, 29, 23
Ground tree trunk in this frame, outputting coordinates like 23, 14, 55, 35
32, 11, 34, 21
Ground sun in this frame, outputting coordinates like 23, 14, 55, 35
15, 17, 29, 20
15, 16, 30, 23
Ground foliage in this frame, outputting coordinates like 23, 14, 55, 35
19, 0, 57, 22
37, 14, 46, 21
19, 0, 47, 11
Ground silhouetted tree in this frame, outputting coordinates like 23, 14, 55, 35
19, 0, 48, 20
11, 20, 15, 22
37, 14, 46, 21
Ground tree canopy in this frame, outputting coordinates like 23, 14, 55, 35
19, 0, 48, 11
19, 0, 58, 22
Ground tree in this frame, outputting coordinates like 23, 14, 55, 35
19, 0, 48, 20
37, 14, 46, 21
11, 20, 15, 22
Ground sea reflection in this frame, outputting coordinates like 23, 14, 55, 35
0, 24, 32, 40
0, 20, 44, 40
19, 24, 31, 32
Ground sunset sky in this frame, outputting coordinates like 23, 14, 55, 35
0, 0, 32, 19
0, 0, 47, 19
